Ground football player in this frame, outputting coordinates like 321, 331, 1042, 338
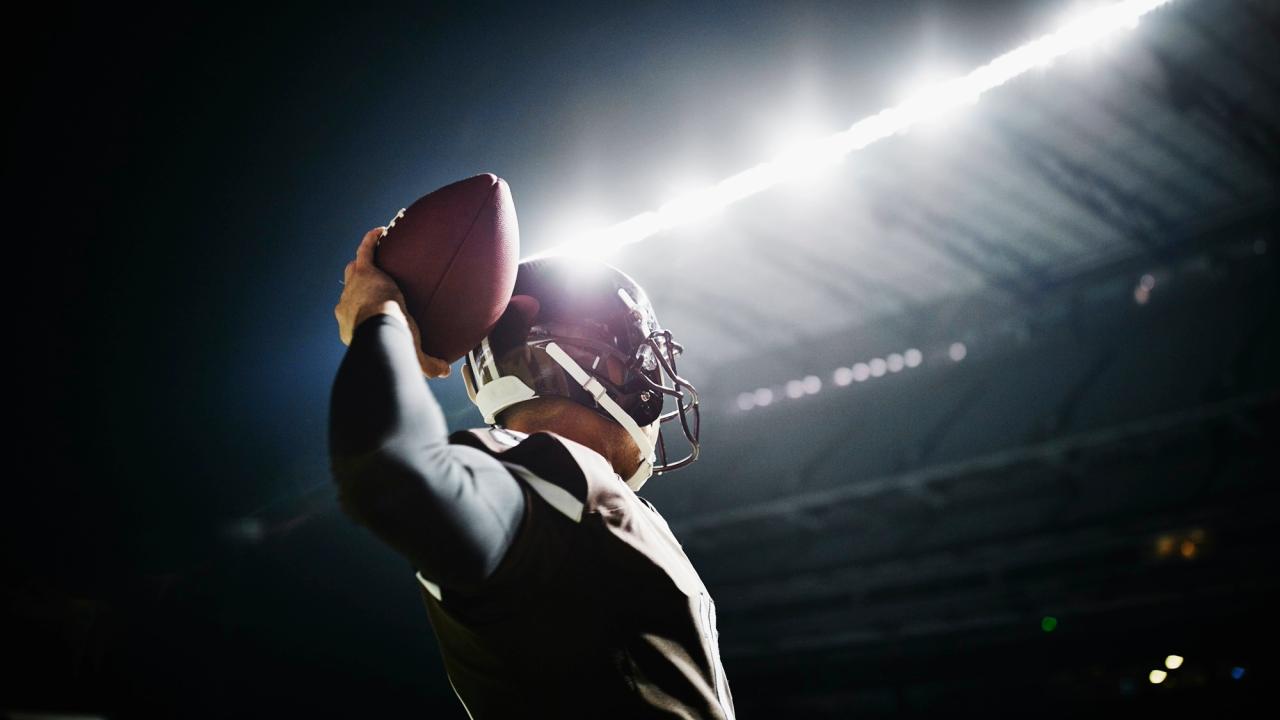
330, 226, 735, 718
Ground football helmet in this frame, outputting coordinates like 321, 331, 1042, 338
460, 256, 700, 491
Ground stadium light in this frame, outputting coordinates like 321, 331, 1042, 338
853, 363, 871, 382
736, 345, 930, 411
528, 0, 1176, 261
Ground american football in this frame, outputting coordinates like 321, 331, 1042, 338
373, 173, 520, 363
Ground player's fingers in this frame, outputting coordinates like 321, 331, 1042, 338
419, 350, 451, 378
428, 356, 452, 378
356, 226, 381, 252
334, 304, 349, 345
344, 259, 355, 282
355, 226, 384, 267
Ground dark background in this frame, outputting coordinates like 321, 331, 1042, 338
5, 1, 1277, 717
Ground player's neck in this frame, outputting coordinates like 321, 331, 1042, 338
502, 406, 639, 481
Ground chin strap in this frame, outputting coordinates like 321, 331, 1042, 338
543, 342, 656, 492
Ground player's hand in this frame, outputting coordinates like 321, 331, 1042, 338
334, 226, 452, 378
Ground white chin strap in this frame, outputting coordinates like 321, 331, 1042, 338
464, 338, 656, 492
542, 342, 656, 491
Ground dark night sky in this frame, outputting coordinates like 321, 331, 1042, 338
7, 1, 1076, 715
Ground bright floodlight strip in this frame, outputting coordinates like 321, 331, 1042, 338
737, 345, 943, 412
527, 0, 1175, 261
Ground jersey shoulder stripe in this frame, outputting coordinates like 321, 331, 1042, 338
448, 426, 629, 514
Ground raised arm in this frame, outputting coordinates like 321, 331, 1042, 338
328, 228, 526, 592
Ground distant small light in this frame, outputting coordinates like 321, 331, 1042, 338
1231, 666, 1246, 680
1180, 539, 1198, 559
224, 518, 265, 544
1134, 285, 1150, 305
1041, 616, 1058, 633
786, 380, 805, 399
869, 358, 887, 377
1140, 273, 1156, 291
1149, 669, 1167, 685
852, 363, 871, 382
887, 353, 905, 373
904, 348, 923, 367
803, 375, 822, 394
737, 392, 755, 411
1165, 655, 1184, 670
1156, 534, 1176, 557
754, 388, 774, 406
949, 342, 967, 362
834, 367, 854, 386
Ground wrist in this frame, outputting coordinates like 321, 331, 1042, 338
354, 300, 408, 331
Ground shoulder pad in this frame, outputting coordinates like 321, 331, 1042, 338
448, 426, 628, 513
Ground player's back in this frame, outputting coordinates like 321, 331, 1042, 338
416, 426, 736, 719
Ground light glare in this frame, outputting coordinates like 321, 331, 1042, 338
834, 367, 854, 386
852, 363, 871, 382
869, 358, 888, 377
527, 0, 1176, 260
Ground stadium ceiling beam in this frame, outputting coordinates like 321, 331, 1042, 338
1151, 46, 1280, 177
996, 121, 1168, 252
1086, 61, 1246, 201
671, 391, 1276, 537
869, 200, 1038, 303
736, 225, 880, 316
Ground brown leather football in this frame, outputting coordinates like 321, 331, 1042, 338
373, 173, 520, 363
